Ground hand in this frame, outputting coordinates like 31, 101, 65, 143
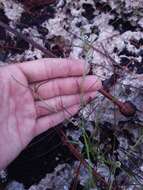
0, 58, 101, 169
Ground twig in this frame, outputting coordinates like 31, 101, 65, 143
0, 20, 56, 58
67, 30, 121, 68
71, 161, 81, 190
1, 20, 137, 117
59, 129, 116, 190
99, 88, 136, 117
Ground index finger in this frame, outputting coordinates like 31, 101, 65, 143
18, 58, 88, 83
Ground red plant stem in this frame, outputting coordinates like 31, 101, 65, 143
0, 20, 135, 117
0, 44, 23, 51
99, 88, 136, 117
99, 88, 121, 107
59, 129, 115, 190
0, 21, 56, 58
23, 0, 55, 8
71, 161, 81, 190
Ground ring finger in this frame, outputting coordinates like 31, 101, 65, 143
35, 91, 97, 117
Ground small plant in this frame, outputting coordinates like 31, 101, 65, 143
0, 2, 143, 188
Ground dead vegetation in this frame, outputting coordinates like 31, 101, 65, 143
0, 0, 143, 189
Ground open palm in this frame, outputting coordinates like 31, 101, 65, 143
0, 58, 101, 169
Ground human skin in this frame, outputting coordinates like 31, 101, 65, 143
0, 58, 102, 169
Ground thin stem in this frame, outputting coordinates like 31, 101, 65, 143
59, 129, 117, 190
0, 21, 56, 58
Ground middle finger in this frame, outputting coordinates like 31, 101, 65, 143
30, 76, 101, 100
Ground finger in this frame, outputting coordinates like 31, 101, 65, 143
31, 76, 102, 100
35, 91, 97, 117
18, 58, 88, 83
34, 104, 80, 136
